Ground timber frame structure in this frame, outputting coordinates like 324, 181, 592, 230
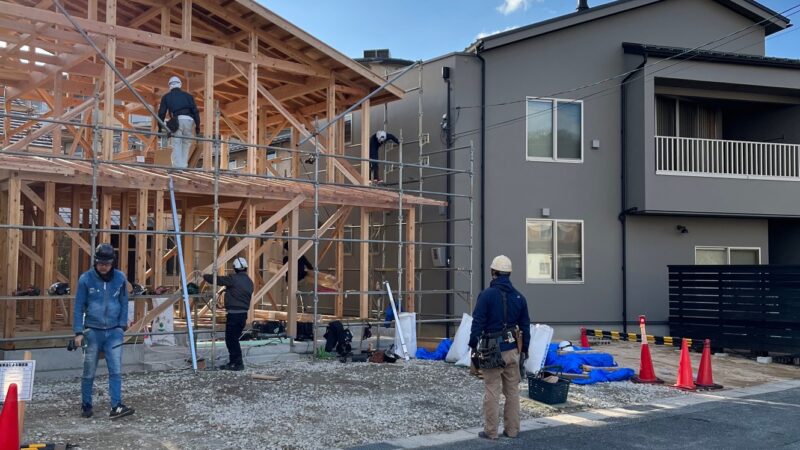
0, 0, 469, 349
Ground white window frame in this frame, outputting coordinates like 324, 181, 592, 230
525, 218, 585, 284
525, 97, 584, 163
344, 113, 353, 145
694, 246, 761, 265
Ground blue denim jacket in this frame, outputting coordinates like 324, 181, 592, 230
73, 269, 129, 333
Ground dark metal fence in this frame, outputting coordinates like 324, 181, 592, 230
668, 265, 800, 354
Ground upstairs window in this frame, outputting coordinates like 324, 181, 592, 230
656, 96, 719, 139
526, 98, 583, 162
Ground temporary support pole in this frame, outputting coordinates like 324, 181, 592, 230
384, 281, 410, 361
167, 175, 198, 373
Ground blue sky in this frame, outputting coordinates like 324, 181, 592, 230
264, 0, 800, 61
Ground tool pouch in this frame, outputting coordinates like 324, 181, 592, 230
473, 333, 505, 370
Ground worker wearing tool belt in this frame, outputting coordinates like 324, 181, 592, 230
203, 257, 253, 371
469, 255, 531, 440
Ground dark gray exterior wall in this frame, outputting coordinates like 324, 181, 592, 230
478, 0, 779, 334
626, 215, 769, 335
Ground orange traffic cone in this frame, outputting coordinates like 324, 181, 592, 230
673, 339, 696, 390
695, 339, 723, 390
580, 327, 590, 348
632, 341, 664, 384
0, 383, 19, 450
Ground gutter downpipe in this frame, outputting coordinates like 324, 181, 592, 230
476, 45, 487, 293
619, 54, 647, 335
445, 72, 453, 337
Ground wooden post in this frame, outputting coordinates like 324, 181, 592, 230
41, 182, 55, 331
326, 74, 336, 183
405, 207, 416, 312
118, 193, 130, 276
53, 75, 63, 154
246, 205, 257, 323
182, 0, 192, 41
102, 0, 117, 160
257, 106, 267, 174
220, 135, 229, 170
100, 189, 112, 244
135, 189, 148, 321
203, 54, 214, 169
247, 31, 258, 172
359, 99, 371, 318
153, 191, 165, 289
3, 173, 21, 345
288, 207, 299, 337
290, 127, 299, 178
88, 0, 97, 20
335, 225, 344, 317
161, 5, 170, 48
183, 208, 195, 281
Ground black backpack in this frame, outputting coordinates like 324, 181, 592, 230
324, 321, 352, 356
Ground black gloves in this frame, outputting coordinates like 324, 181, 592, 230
195, 128, 201, 135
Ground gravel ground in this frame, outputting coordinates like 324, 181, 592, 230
23, 358, 687, 450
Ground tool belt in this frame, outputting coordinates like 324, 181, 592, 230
472, 291, 516, 370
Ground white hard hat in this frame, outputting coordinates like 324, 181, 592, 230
490, 255, 512, 273
558, 340, 574, 352
168, 76, 182, 89
233, 257, 248, 270
376, 130, 387, 143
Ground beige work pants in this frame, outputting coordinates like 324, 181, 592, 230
482, 348, 520, 438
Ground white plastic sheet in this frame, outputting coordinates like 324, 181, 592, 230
525, 324, 553, 375
446, 313, 473, 363
394, 312, 417, 358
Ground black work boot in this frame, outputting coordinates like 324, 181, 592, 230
81, 403, 93, 418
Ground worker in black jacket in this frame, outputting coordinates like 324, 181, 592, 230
203, 257, 253, 370
157, 76, 201, 168
469, 255, 531, 440
282, 241, 314, 283
369, 130, 399, 183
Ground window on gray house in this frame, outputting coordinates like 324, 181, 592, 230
526, 219, 584, 283
695, 246, 760, 265
526, 98, 583, 161
344, 113, 353, 145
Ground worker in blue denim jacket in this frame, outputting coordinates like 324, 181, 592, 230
73, 243, 135, 420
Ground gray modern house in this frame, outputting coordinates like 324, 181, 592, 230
343, 0, 800, 338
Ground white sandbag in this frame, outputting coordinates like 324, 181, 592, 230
455, 350, 472, 367
394, 312, 417, 358
446, 313, 473, 363
525, 323, 553, 375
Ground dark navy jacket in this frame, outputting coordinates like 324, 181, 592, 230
469, 275, 531, 352
203, 272, 253, 314
157, 88, 201, 132
369, 132, 399, 159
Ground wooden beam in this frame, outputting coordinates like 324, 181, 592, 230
68, 186, 80, 325
0, 2, 328, 78
135, 189, 148, 320
5, 50, 183, 151
326, 74, 336, 183
118, 193, 129, 275
246, 204, 257, 322
52, 74, 63, 154
19, 183, 92, 256
100, 189, 112, 243
247, 30, 258, 173
5, 44, 98, 100
360, 208, 369, 319
102, 37, 117, 160
88, 0, 97, 21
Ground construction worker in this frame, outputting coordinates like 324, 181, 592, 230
283, 241, 314, 283
157, 76, 201, 168
469, 255, 531, 440
73, 243, 135, 420
369, 130, 399, 183
203, 257, 253, 371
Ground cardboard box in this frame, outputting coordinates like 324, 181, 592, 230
154, 149, 172, 166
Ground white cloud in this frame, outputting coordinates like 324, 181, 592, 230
496, 0, 529, 15
476, 25, 521, 40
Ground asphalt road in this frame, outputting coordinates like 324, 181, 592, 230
427, 387, 800, 450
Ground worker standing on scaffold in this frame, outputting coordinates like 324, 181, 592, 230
369, 130, 399, 184
157, 76, 201, 168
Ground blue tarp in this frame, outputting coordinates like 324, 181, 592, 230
544, 343, 633, 384
416, 339, 452, 360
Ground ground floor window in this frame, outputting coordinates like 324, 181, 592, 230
526, 219, 583, 283
695, 246, 761, 265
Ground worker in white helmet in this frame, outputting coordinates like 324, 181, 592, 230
202, 257, 253, 370
157, 76, 201, 168
469, 255, 531, 440
368, 130, 399, 183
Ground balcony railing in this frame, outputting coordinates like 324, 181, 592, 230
655, 136, 800, 180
